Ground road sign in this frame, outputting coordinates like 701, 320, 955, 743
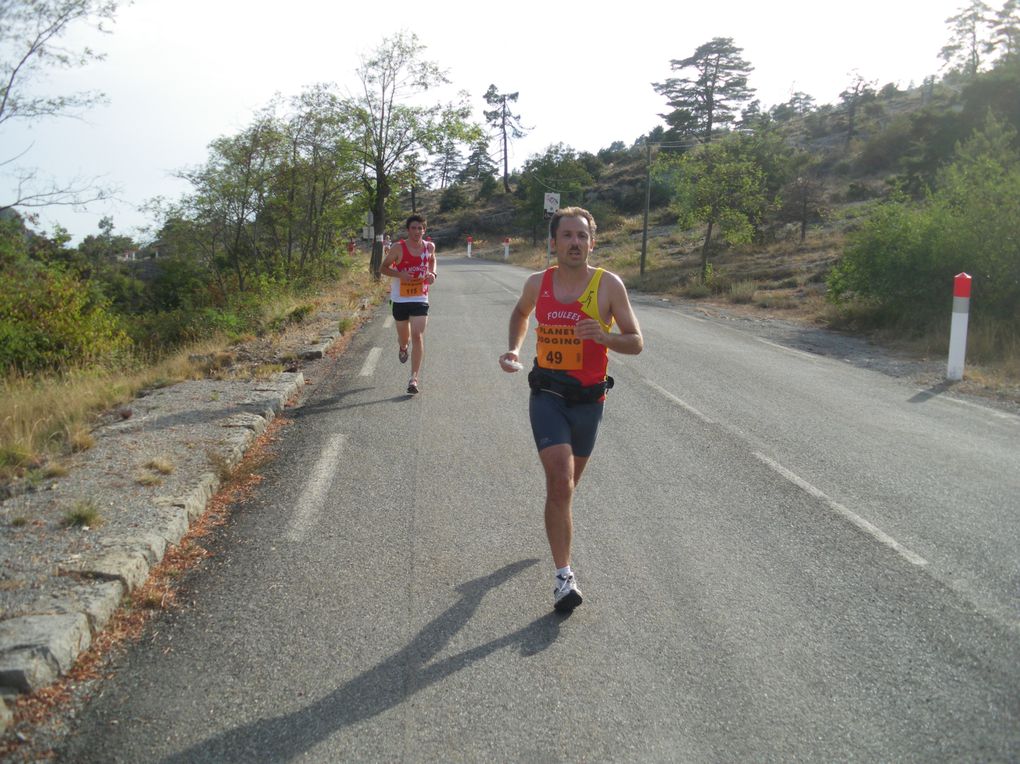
543, 193, 560, 214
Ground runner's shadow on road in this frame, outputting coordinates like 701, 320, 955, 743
908, 380, 957, 404
291, 389, 409, 417
160, 558, 566, 764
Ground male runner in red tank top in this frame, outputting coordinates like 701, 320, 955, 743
380, 214, 437, 394
499, 207, 643, 611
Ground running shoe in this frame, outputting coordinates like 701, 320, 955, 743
399, 346, 409, 364
407, 378, 419, 395
553, 573, 583, 612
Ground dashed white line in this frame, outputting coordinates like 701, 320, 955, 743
756, 338, 821, 361
933, 393, 1019, 423
359, 347, 381, 377
644, 379, 715, 424
753, 452, 928, 567
286, 434, 346, 542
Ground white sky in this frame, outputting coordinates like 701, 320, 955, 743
2, 0, 966, 243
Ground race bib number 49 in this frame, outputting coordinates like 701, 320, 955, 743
400, 278, 424, 298
536, 325, 582, 370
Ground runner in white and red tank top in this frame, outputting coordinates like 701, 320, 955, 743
380, 214, 437, 395
498, 207, 644, 611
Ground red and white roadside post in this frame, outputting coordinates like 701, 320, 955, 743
947, 272, 972, 381
466, 235, 473, 258
503, 237, 510, 261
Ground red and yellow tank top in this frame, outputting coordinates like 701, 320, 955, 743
390, 239, 431, 303
534, 267, 613, 386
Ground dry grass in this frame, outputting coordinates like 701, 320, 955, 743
0, 356, 200, 485
251, 363, 285, 380
728, 280, 758, 304
0, 268, 382, 487
145, 457, 175, 474
61, 499, 102, 528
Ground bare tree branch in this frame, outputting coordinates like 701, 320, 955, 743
0, 0, 118, 212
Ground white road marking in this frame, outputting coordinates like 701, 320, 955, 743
932, 393, 1019, 423
673, 311, 708, 322
286, 434, 346, 542
756, 338, 821, 361
753, 452, 928, 567
359, 347, 382, 376
644, 379, 715, 424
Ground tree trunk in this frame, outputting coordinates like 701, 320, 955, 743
369, 171, 389, 278
700, 220, 714, 282
502, 108, 511, 192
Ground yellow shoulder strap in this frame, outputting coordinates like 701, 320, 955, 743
578, 268, 613, 331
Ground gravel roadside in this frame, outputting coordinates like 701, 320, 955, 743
640, 293, 1020, 415
0, 305, 361, 744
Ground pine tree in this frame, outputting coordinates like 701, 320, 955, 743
989, 0, 1020, 60
940, 0, 995, 77
459, 137, 498, 183
483, 85, 528, 192
652, 37, 755, 144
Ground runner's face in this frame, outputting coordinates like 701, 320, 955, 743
553, 216, 593, 267
407, 222, 425, 243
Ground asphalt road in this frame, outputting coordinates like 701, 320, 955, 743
59, 257, 1020, 762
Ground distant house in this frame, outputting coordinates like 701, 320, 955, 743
119, 249, 139, 261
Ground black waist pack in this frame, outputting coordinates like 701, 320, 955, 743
528, 363, 614, 405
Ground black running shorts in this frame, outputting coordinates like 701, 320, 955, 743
391, 301, 429, 321
529, 390, 604, 457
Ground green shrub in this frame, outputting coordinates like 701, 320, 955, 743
287, 304, 314, 324
857, 116, 913, 174
845, 182, 876, 201
0, 262, 131, 372
439, 184, 468, 212
830, 114, 1020, 330
128, 308, 201, 350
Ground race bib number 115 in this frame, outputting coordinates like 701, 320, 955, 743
400, 278, 424, 298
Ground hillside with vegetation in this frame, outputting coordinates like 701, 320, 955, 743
428, 46, 1019, 386
2, 0, 1019, 486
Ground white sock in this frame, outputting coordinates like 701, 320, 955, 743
556, 565, 572, 580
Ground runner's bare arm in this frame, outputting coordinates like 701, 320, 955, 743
426, 246, 437, 284
499, 272, 541, 372
379, 248, 407, 280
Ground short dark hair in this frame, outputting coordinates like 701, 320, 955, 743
549, 206, 596, 238
406, 214, 427, 229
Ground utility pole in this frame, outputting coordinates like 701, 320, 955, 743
640, 142, 651, 277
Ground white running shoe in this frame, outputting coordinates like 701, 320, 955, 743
553, 573, 583, 612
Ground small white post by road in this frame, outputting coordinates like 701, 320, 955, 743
466, 235, 473, 258
544, 192, 559, 267
503, 237, 510, 261
947, 272, 972, 381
